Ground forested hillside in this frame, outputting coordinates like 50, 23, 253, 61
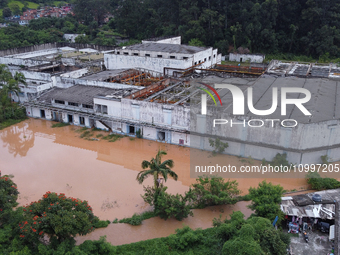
0, 0, 339, 60
112, 0, 340, 57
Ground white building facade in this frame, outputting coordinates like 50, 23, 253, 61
104, 43, 221, 74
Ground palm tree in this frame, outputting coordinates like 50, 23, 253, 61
0, 65, 26, 103
137, 150, 178, 189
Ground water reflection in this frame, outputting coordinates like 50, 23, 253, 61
1, 122, 35, 157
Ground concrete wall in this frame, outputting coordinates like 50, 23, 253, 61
192, 111, 340, 150
105, 47, 221, 73
61, 58, 76, 66
5, 48, 59, 59
142, 36, 181, 45
9, 70, 52, 81
53, 76, 143, 90
0, 56, 50, 67
0, 43, 59, 57
60, 68, 88, 78
0, 43, 116, 57
190, 111, 340, 163
105, 54, 194, 74
229, 53, 265, 63
92, 97, 190, 145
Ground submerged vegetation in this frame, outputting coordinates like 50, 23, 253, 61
51, 122, 70, 128
306, 171, 340, 191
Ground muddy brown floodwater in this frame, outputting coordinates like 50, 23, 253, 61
0, 118, 308, 245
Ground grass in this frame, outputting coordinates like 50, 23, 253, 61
117, 211, 156, 225
0, 117, 27, 130
80, 130, 94, 138
102, 133, 123, 142
51, 122, 70, 128
96, 134, 103, 138
75, 126, 88, 133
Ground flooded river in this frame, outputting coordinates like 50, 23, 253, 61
0, 118, 308, 245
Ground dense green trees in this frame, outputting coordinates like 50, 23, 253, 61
113, 0, 340, 58
0, 172, 19, 225
0, 0, 339, 58
0, 64, 27, 127
248, 181, 284, 223
73, 0, 110, 25
19, 192, 97, 244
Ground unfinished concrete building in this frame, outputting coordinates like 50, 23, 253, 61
190, 61, 340, 163
1, 40, 339, 163
104, 37, 221, 74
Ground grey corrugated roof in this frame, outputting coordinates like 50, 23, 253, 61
36, 85, 138, 105
125, 43, 208, 54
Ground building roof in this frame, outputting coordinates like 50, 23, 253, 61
37, 85, 139, 105
280, 198, 335, 219
280, 189, 340, 220
80, 69, 130, 81
200, 75, 340, 123
124, 43, 208, 54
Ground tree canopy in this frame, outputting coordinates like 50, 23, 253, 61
112, 0, 340, 57
19, 192, 97, 244
248, 180, 284, 223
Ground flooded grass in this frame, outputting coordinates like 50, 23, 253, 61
51, 122, 70, 128
118, 211, 156, 225
103, 134, 123, 142
0, 117, 27, 130
80, 130, 94, 138
76, 127, 88, 133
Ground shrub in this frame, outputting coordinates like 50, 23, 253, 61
306, 171, 340, 190
93, 220, 111, 228
118, 211, 156, 225
321, 155, 330, 165
154, 187, 193, 221
209, 138, 228, 156
119, 213, 144, 225
136, 128, 142, 138
190, 177, 240, 208
271, 153, 291, 167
